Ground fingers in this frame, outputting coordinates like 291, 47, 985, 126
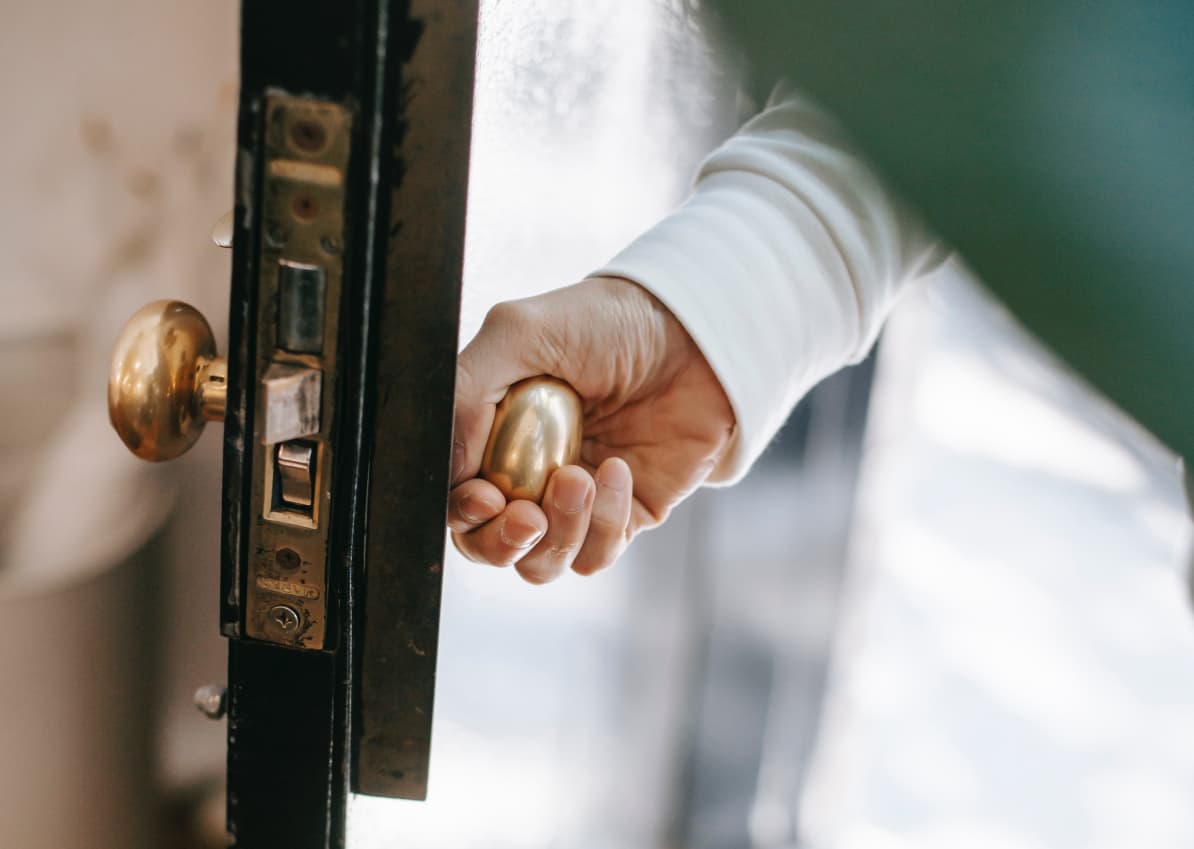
571, 458, 633, 576
450, 460, 635, 582
446, 478, 506, 534
451, 499, 547, 567
452, 301, 544, 485
515, 466, 595, 584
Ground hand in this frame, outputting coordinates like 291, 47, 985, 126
450, 276, 735, 583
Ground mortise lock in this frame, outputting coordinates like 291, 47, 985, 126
106, 96, 350, 653
108, 300, 227, 462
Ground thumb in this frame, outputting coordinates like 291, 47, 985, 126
452, 300, 556, 486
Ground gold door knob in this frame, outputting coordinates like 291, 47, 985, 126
108, 300, 227, 462
480, 376, 583, 503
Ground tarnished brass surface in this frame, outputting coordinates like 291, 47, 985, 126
108, 299, 226, 461
244, 94, 352, 650
481, 376, 583, 503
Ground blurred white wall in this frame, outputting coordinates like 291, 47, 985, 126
0, 1, 237, 845
803, 270, 1194, 849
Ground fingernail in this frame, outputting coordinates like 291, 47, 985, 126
500, 518, 544, 548
597, 460, 630, 492
458, 493, 483, 524
451, 440, 465, 481
552, 474, 592, 514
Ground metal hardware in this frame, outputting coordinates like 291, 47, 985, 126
277, 261, 327, 354
260, 363, 322, 445
267, 604, 300, 634
220, 3, 477, 840
275, 441, 316, 509
212, 209, 234, 248
107, 300, 227, 462
288, 117, 328, 153
275, 547, 302, 571
194, 684, 228, 720
481, 376, 584, 503
242, 94, 351, 651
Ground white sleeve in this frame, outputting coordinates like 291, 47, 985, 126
590, 82, 948, 484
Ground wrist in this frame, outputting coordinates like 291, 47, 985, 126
582, 274, 708, 385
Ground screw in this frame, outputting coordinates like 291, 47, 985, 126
265, 222, 288, 248
290, 193, 319, 221
275, 547, 302, 571
268, 604, 301, 633
289, 119, 327, 154
193, 684, 227, 720
320, 235, 341, 255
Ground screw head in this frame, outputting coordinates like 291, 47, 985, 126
268, 604, 301, 634
275, 547, 302, 571
193, 684, 228, 720
290, 193, 319, 221
265, 222, 288, 248
289, 119, 328, 154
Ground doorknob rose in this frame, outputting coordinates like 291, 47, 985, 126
108, 300, 227, 462
480, 376, 583, 504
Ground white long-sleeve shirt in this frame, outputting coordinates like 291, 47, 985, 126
593, 84, 948, 483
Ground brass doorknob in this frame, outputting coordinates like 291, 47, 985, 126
480, 376, 583, 503
108, 300, 227, 462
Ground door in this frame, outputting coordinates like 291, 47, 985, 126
107, 3, 478, 846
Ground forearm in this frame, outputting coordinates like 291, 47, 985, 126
593, 85, 946, 482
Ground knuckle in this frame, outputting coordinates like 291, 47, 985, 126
547, 541, 579, 563
520, 540, 576, 576
587, 510, 625, 536
484, 299, 570, 377
483, 299, 534, 334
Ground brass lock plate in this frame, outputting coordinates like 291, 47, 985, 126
244, 94, 352, 650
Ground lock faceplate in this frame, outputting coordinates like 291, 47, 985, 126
244, 94, 352, 650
